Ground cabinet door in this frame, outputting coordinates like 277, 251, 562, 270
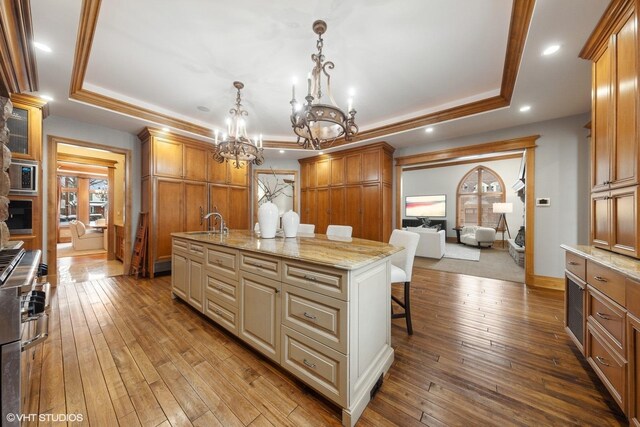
184, 182, 207, 232
156, 179, 184, 261
300, 162, 310, 189
361, 183, 382, 241
228, 187, 249, 230
301, 189, 316, 226
611, 185, 638, 258
362, 150, 381, 182
207, 151, 227, 184
345, 186, 362, 238
183, 145, 207, 182
239, 272, 281, 362
330, 157, 345, 186
592, 44, 612, 192
316, 188, 330, 234
330, 187, 345, 225
612, 15, 638, 189
316, 160, 330, 187
171, 251, 188, 299
345, 153, 362, 184
209, 184, 228, 220
628, 313, 640, 425
228, 162, 249, 186
591, 192, 611, 249
188, 258, 204, 311
154, 139, 183, 178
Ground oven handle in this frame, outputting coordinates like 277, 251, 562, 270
22, 312, 49, 351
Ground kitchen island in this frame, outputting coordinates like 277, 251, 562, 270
171, 230, 402, 426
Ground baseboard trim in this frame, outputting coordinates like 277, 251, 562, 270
528, 274, 564, 291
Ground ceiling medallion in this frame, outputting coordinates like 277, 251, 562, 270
213, 81, 264, 169
290, 20, 358, 150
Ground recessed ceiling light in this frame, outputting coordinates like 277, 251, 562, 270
162, 127, 170, 132
279, 150, 285, 154
542, 44, 560, 56
33, 41, 52, 52
519, 105, 531, 112
197, 106, 210, 112
40, 94, 53, 101
319, 151, 324, 155
425, 127, 434, 133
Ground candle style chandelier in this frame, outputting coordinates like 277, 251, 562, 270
213, 81, 264, 169
290, 20, 358, 150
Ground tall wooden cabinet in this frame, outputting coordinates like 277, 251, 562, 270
6, 94, 47, 251
581, 0, 640, 258
140, 128, 250, 277
298, 142, 394, 241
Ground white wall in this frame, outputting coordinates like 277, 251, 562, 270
395, 113, 591, 278
42, 115, 141, 262
402, 157, 524, 239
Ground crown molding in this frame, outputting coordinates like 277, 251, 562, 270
69, 0, 535, 149
579, 0, 635, 60
0, 0, 38, 97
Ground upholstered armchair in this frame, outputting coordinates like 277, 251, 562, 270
406, 226, 445, 259
459, 226, 496, 248
69, 220, 105, 251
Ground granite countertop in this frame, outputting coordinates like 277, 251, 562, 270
561, 244, 640, 282
172, 230, 402, 270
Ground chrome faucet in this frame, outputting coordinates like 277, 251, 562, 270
203, 212, 227, 234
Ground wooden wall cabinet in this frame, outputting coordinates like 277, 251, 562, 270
584, 0, 640, 258
7, 94, 46, 251
140, 128, 251, 277
298, 142, 394, 241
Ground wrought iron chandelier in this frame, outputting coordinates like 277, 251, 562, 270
213, 81, 264, 169
290, 20, 358, 150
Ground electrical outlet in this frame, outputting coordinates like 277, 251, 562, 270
536, 198, 550, 207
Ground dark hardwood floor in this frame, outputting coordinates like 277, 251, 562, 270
27, 267, 626, 426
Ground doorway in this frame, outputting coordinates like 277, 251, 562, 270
46, 135, 133, 284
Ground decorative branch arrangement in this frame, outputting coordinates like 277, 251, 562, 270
256, 168, 294, 204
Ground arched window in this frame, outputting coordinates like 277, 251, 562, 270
456, 166, 505, 228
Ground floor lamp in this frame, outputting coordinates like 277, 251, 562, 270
493, 202, 513, 246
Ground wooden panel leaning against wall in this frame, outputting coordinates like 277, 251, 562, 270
298, 142, 394, 241
139, 127, 250, 278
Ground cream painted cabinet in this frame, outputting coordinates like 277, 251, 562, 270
188, 243, 205, 311
171, 249, 188, 300
172, 238, 204, 311
239, 271, 281, 362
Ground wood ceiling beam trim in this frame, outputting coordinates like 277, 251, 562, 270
395, 135, 539, 166
0, 0, 38, 97
402, 152, 522, 172
69, 0, 534, 149
57, 152, 117, 168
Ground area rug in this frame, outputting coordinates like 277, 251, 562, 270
443, 243, 480, 261
414, 247, 525, 283
57, 242, 106, 258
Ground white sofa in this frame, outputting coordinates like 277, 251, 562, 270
459, 225, 496, 248
69, 220, 105, 251
406, 226, 445, 259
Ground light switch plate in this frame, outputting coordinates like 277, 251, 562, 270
536, 198, 551, 207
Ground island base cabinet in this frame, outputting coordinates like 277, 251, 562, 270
281, 325, 348, 407
239, 271, 281, 363
171, 251, 188, 300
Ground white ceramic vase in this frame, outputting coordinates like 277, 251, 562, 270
258, 201, 278, 238
282, 210, 300, 238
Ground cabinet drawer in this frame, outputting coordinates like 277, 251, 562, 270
283, 261, 347, 301
587, 285, 625, 352
205, 246, 238, 280
189, 242, 205, 258
587, 323, 626, 411
565, 252, 586, 281
281, 326, 347, 407
204, 297, 238, 336
205, 273, 238, 307
587, 260, 625, 306
173, 238, 188, 253
240, 252, 281, 281
282, 284, 348, 353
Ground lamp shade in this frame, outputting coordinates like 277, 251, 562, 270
493, 202, 513, 214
